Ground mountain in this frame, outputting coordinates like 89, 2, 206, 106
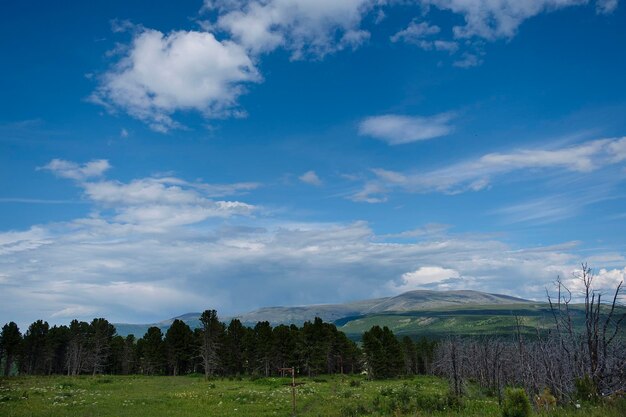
233, 290, 528, 326
113, 289, 531, 337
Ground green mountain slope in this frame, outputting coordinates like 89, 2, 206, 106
113, 290, 532, 337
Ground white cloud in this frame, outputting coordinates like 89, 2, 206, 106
40, 159, 111, 181
352, 136, 626, 200
454, 52, 482, 68
359, 113, 455, 145
391, 20, 460, 54
388, 266, 461, 293
209, 0, 376, 59
3, 166, 626, 326
0, 227, 51, 255
299, 170, 322, 186
390, 20, 441, 43
92, 29, 261, 132
3, 209, 622, 327
92, 1, 619, 128
596, 0, 619, 13
561, 266, 626, 300
422, 0, 592, 40
608, 137, 626, 162
51, 305, 98, 319
40, 160, 258, 229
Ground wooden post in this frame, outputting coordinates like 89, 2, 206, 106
279, 367, 296, 416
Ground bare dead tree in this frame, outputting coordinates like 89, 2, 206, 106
433, 264, 625, 403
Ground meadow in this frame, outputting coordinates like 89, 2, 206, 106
1, 374, 624, 417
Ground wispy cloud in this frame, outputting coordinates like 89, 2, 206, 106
351, 137, 626, 202
39, 159, 111, 181
358, 113, 455, 145
0, 198, 86, 205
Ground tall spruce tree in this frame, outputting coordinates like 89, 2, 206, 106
66, 320, 90, 376
223, 319, 246, 375
0, 322, 22, 376
362, 325, 403, 379
138, 327, 166, 375
165, 319, 194, 376
89, 318, 116, 375
198, 310, 224, 379
21, 320, 49, 375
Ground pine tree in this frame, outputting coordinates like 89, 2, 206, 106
165, 319, 194, 375
198, 310, 224, 379
21, 320, 49, 374
0, 322, 22, 376
138, 327, 166, 375
89, 318, 116, 375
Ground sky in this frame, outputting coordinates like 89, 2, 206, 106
1, 0, 626, 327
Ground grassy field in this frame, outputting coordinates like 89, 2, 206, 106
1, 374, 624, 417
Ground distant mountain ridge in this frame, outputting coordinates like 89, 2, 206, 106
113, 289, 530, 337
234, 290, 528, 326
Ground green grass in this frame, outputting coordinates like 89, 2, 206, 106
1, 374, 624, 417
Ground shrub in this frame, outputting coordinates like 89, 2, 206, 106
340, 403, 369, 417
349, 379, 361, 388
535, 387, 556, 411
575, 375, 598, 403
502, 387, 532, 417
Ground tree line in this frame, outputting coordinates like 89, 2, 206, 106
2, 264, 623, 404
0, 310, 435, 380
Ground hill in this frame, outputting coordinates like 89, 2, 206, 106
113, 289, 532, 337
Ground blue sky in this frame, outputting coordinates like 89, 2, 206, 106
1, 0, 625, 326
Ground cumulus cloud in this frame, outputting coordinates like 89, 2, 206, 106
91, 1, 619, 128
92, 29, 261, 132
352, 136, 626, 201
299, 170, 322, 186
359, 113, 455, 145
388, 266, 461, 293
422, 0, 594, 40
208, 0, 375, 59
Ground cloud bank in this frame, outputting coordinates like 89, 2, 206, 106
1, 159, 624, 326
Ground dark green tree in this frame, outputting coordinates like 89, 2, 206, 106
401, 336, 417, 375
0, 322, 22, 376
138, 327, 166, 375
362, 325, 403, 379
66, 320, 90, 375
121, 335, 137, 374
165, 319, 194, 375
109, 335, 126, 375
21, 320, 49, 374
89, 318, 116, 375
223, 319, 247, 375
198, 310, 224, 379
272, 324, 297, 370
44, 325, 69, 375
